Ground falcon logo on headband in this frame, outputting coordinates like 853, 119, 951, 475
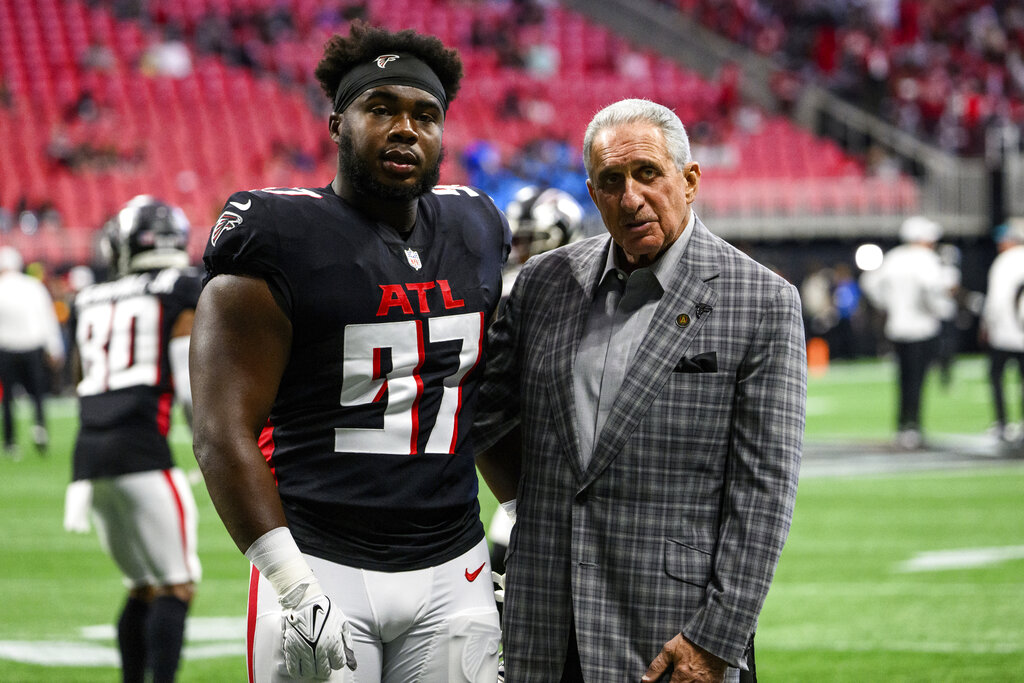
376, 54, 400, 68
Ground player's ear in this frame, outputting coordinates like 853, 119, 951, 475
328, 112, 343, 142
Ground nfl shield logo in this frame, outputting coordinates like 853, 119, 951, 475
404, 248, 422, 270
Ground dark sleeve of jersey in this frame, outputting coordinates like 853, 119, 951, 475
476, 186, 512, 268
175, 269, 203, 309
202, 191, 293, 318
498, 204, 512, 267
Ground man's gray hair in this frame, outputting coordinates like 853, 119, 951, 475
582, 99, 692, 179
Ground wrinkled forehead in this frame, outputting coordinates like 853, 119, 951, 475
590, 122, 672, 172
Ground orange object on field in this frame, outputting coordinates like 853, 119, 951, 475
807, 337, 829, 377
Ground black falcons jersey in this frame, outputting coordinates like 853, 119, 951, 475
72, 267, 201, 480
204, 184, 511, 571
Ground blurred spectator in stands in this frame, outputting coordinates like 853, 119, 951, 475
46, 125, 78, 170
35, 201, 64, 233
860, 216, 957, 450
79, 40, 116, 73
499, 87, 524, 120
64, 90, 102, 124
195, 12, 234, 58
681, 0, 1024, 156
770, 69, 804, 115
471, 14, 525, 68
10, 196, 61, 236
140, 29, 193, 78
312, 0, 367, 28
865, 143, 902, 178
617, 50, 652, 81
523, 39, 559, 79
715, 61, 741, 120
0, 247, 65, 460
980, 218, 1024, 445
511, 0, 546, 27
0, 78, 14, 109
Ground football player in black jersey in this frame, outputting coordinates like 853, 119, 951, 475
66, 195, 202, 683
191, 21, 509, 683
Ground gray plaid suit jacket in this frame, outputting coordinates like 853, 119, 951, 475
474, 217, 806, 683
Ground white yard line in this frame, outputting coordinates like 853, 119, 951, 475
898, 546, 1024, 572
0, 616, 245, 667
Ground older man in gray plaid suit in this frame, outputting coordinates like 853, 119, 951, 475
475, 99, 805, 683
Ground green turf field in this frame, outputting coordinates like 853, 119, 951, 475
0, 354, 1021, 681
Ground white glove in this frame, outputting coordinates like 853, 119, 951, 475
279, 580, 356, 680
492, 570, 505, 605
63, 480, 93, 533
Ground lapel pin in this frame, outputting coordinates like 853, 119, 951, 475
695, 303, 713, 319
676, 313, 690, 328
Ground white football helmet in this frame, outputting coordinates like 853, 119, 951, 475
506, 186, 583, 265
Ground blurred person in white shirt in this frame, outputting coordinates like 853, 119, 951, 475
0, 246, 65, 458
861, 216, 957, 450
980, 218, 1024, 444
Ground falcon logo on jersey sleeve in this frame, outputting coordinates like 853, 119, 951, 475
211, 211, 243, 246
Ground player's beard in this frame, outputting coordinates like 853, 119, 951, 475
338, 129, 443, 201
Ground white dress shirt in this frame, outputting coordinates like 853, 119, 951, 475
860, 243, 956, 343
573, 211, 695, 466
0, 270, 65, 359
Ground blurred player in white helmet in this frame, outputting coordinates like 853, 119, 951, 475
500, 185, 584, 300
488, 186, 584, 576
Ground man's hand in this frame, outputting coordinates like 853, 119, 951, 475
279, 583, 356, 680
641, 633, 726, 683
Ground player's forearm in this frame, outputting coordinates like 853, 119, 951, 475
193, 430, 289, 552
476, 424, 522, 503
190, 274, 294, 552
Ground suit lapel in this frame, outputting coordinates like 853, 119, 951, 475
542, 237, 608, 478
582, 219, 722, 486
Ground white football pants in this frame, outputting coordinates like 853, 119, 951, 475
247, 537, 500, 683
90, 467, 201, 589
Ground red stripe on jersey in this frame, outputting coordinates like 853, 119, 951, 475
161, 469, 190, 573
410, 319, 426, 453
246, 565, 260, 683
155, 300, 166, 386
372, 347, 387, 403
127, 316, 137, 370
448, 310, 485, 453
156, 392, 173, 436
102, 304, 115, 391
258, 419, 278, 481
